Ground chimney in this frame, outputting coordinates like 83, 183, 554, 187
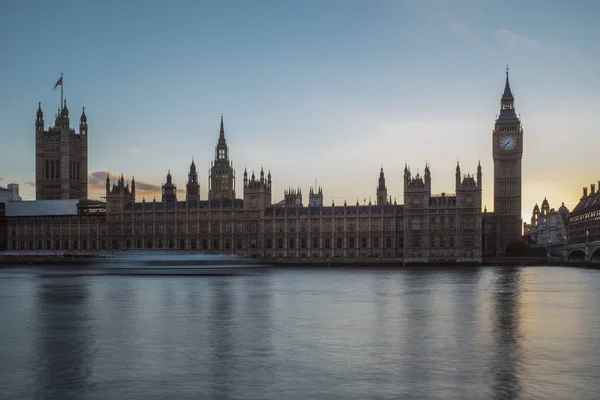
592, 184, 597, 195
583, 187, 588, 197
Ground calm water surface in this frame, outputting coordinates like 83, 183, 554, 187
1, 265, 599, 399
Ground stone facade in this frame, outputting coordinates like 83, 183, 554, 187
523, 198, 569, 247
568, 183, 600, 246
4, 72, 525, 262
403, 162, 482, 263
4, 160, 482, 263
492, 70, 523, 253
208, 116, 235, 202
35, 101, 88, 200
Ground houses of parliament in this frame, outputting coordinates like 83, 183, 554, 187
1, 72, 525, 261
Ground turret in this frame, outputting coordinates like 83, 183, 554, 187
455, 161, 461, 188
61, 100, 69, 117
186, 159, 200, 203
309, 183, 323, 207
376, 167, 388, 206
161, 170, 177, 202
424, 163, 431, 190
36, 103, 44, 133
403, 163, 411, 186
243, 165, 271, 209
131, 176, 136, 201
477, 160, 482, 187
79, 107, 88, 135
531, 203, 540, 225
53, 100, 71, 129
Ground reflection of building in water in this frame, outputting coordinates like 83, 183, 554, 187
209, 280, 234, 397
490, 268, 522, 399
34, 278, 91, 397
523, 198, 569, 247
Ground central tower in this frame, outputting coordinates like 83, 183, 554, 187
208, 115, 236, 201
492, 69, 523, 254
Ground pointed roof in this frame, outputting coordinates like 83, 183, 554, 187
218, 114, 226, 144
502, 67, 514, 101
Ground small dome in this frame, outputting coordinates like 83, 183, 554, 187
558, 202, 569, 214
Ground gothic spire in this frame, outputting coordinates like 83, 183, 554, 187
219, 114, 225, 144
502, 65, 514, 102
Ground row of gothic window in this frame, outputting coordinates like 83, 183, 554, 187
44, 160, 81, 180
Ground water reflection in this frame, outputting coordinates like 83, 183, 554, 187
0, 266, 598, 399
33, 275, 92, 399
401, 269, 438, 393
490, 267, 523, 399
208, 279, 234, 398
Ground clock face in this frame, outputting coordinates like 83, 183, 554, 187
500, 135, 517, 151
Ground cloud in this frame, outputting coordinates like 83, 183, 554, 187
494, 29, 540, 48
88, 171, 119, 189
24, 181, 35, 187
130, 147, 141, 154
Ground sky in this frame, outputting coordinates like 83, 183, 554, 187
1, 0, 599, 223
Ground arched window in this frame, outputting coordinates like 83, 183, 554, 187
56, 159, 60, 179
50, 160, 54, 179
77, 162, 80, 180
45, 160, 49, 179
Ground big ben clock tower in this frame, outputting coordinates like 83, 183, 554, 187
492, 68, 523, 254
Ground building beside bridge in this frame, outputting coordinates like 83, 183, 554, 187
566, 183, 600, 263
523, 198, 569, 247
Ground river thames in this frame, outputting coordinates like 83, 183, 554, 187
1, 265, 599, 399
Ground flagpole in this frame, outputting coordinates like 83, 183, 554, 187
60, 72, 64, 112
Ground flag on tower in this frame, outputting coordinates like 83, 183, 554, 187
53, 76, 63, 90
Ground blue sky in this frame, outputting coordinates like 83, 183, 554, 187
1, 0, 599, 221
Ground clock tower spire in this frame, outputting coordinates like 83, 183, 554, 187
492, 66, 523, 255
